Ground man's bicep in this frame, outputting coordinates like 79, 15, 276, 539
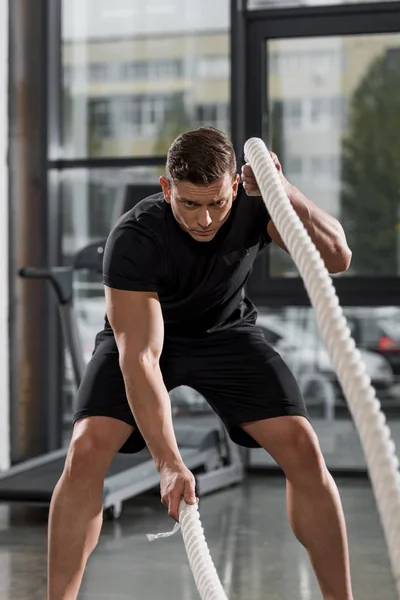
105, 287, 164, 361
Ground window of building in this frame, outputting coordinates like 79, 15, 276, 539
88, 63, 110, 83
310, 155, 340, 178
89, 99, 112, 138
269, 50, 345, 75
283, 99, 303, 128
197, 55, 230, 79
195, 103, 229, 132
120, 59, 183, 81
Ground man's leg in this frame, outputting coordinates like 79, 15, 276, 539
48, 416, 134, 600
241, 416, 353, 600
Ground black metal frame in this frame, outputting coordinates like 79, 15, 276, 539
244, 0, 400, 307
48, 156, 167, 170
44, 0, 64, 452
231, 0, 247, 162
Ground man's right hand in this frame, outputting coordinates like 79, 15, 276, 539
160, 463, 197, 522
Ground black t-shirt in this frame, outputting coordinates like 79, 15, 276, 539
103, 184, 272, 337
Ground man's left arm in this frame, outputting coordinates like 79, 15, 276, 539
242, 155, 352, 275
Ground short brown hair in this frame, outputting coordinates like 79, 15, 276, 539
166, 126, 237, 185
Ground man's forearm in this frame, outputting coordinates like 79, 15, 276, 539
121, 358, 183, 472
286, 183, 352, 273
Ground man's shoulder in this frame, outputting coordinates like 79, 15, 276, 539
115, 191, 167, 237
103, 192, 165, 290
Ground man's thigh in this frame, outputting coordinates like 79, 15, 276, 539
74, 331, 187, 453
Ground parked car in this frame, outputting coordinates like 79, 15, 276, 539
344, 307, 400, 378
256, 313, 395, 406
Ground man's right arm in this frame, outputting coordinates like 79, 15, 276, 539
104, 286, 196, 520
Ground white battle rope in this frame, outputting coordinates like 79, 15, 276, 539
179, 501, 228, 600
245, 137, 400, 598
147, 500, 228, 600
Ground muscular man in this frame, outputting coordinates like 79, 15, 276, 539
48, 127, 353, 600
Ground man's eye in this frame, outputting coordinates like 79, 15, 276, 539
184, 201, 195, 208
214, 200, 225, 207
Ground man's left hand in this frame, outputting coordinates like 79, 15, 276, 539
241, 152, 290, 195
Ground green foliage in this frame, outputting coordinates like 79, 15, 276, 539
341, 52, 400, 275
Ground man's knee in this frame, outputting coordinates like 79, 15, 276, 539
282, 424, 326, 483
64, 426, 114, 484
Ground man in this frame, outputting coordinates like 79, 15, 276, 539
48, 126, 353, 600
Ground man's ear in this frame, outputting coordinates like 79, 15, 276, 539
160, 176, 172, 203
232, 173, 240, 200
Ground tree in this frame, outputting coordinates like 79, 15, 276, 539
341, 51, 400, 275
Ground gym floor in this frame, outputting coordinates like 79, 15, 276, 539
0, 475, 397, 600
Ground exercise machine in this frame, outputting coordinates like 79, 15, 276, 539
0, 241, 244, 519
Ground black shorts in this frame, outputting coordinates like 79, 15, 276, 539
73, 324, 309, 453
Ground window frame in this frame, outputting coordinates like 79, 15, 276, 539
244, 0, 400, 307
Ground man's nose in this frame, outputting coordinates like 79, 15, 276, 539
198, 210, 212, 229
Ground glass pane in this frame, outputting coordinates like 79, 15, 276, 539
266, 34, 400, 277
61, 0, 230, 159
250, 0, 398, 8
59, 167, 161, 434
60, 166, 160, 260
250, 306, 400, 470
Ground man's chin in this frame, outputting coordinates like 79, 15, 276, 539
189, 231, 216, 242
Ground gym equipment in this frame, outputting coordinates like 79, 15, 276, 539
0, 241, 244, 519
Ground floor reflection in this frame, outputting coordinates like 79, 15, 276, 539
0, 476, 397, 599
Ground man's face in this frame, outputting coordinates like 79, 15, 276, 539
160, 173, 240, 242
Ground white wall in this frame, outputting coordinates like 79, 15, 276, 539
0, 0, 9, 471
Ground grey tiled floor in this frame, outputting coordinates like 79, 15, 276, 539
0, 476, 397, 599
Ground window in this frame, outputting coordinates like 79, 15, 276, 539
120, 60, 183, 81
88, 63, 109, 83
89, 99, 112, 138
267, 34, 400, 276
195, 103, 229, 132
117, 94, 174, 138
121, 61, 148, 80
61, 0, 230, 158
269, 49, 345, 75
153, 60, 183, 79
121, 96, 141, 128
283, 99, 302, 128
197, 55, 230, 79
310, 97, 346, 127
310, 155, 340, 178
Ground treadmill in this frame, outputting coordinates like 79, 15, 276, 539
0, 241, 244, 519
